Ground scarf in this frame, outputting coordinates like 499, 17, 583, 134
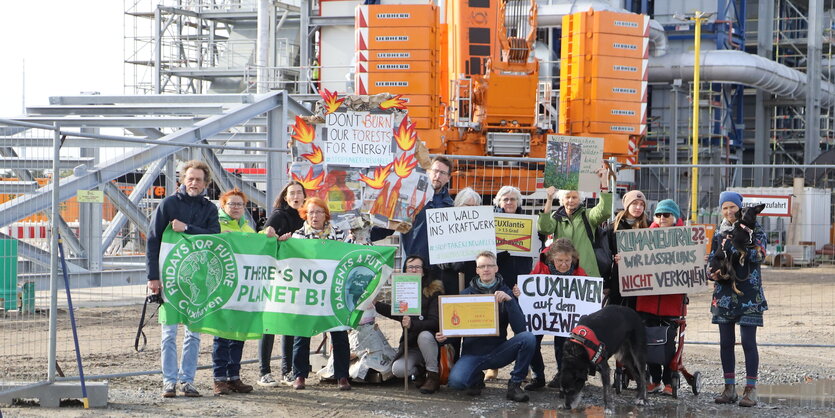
719, 219, 734, 235
301, 222, 335, 239
476, 278, 498, 291
547, 263, 576, 276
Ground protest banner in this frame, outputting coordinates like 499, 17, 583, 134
438, 294, 499, 337
495, 213, 538, 257
391, 273, 422, 316
740, 194, 792, 217
517, 274, 603, 336
426, 206, 496, 264
322, 111, 394, 167
546, 135, 604, 193
615, 225, 711, 297
157, 228, 395, 340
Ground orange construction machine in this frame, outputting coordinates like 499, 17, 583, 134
353, 1, 646, 195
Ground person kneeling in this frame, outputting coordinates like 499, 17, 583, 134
435, 251, 535, 402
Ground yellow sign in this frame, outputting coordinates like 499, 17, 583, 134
494, 214, 539, 257
76, 190, 104, 203
438, 295, 499, 337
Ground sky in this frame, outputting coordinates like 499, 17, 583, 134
0, 1, 125, 117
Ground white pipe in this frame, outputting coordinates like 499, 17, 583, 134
537, 0, 667, 56
648, 50, 835, 106
256, 0, 271, 94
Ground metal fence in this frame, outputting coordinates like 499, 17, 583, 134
1, 122, 833, 400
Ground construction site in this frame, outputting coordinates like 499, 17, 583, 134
1, 0, 834, 413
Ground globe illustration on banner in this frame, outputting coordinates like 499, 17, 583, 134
177, 250, 224, 306
344, 266, 375, 311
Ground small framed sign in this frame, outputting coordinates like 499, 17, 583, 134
76, 190, 104, 203
391, 273, 422, 316
438, 294, 499, 337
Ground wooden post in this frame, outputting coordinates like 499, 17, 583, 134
403, 325, 409, 391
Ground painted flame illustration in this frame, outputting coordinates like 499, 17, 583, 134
392, 153, 418, 178
393, 117, 417, 151
379, 94, 408, 110
301, 143, 324, 164
320, 89, 345, 114
359, 163, 393, 190
291, 167, 324, 191
291, 116, 315, 144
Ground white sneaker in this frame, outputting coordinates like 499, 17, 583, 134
258, 373, 279, 387
281, 373, 295, 386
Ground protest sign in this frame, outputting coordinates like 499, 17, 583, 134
517, 275, 603, 336
495, 213, 539, 257
391, 273, 422, 316
322, 111, 395, 167
438, 295, 499, 337
615, 225, 711, 297
740, 194, 792, 217
545, 135, 604, 193
426, 206, 496, 264
157, 228, 395, 340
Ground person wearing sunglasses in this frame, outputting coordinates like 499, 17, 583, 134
375, 255, 444, 394
635, 199, 687, 397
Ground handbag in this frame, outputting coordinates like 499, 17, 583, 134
580, 211, 613, 279
645, 325, 676, 365
438, 344, 456, 385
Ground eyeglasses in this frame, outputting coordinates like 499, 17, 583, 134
654, 213, 673, 218
501, 197, 517, 202
405, 265, 423, 271
308, 210, 326, 216
476, 264, 497, 270
431, 168, 450, 177
226, 202, 244, 208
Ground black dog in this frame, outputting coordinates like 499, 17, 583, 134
560, 305, 648, 412
708, 204, 766, 294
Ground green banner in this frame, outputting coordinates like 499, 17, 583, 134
157, 227, 394, 340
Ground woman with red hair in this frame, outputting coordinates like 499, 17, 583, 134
289, 197, 353, 391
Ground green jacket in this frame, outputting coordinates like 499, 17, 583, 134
218, 209, 255, 233
536, 193, 612, 277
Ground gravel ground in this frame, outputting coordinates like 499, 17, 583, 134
2, 266, 834, 417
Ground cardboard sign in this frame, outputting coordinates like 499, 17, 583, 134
76, 190, 104, 203
545, 135, 604, 193
438, 294, 499, 337
322, 111, 394, 167
615, 226, 711, 296
391, 273, 422, 316
495, 213, 539, 257
517, 275, 603, 336
426, 206, 496, 264
740, 194, 792, 217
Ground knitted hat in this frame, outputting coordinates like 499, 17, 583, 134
654, 199, 681, 220
719, 191, 743, 209
622, 190, 646, 211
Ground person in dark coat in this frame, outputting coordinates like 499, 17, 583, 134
493, 185, 533, 289
605, 190, 649, 308
375, 255, 444, 394
257, 180, 306, 387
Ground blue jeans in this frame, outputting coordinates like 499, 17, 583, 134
161, 324, 201, 385
212, 336, 245, 381
293, 331, 350, 380
530, 335, 566, 379
447, 332, 536, 389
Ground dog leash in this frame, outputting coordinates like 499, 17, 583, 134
135, 294, 162, 352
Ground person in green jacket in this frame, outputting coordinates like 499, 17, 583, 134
212, 188, 259, 395
537, 167, 612, 278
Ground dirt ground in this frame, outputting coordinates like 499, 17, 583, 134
2, 266, 834, 417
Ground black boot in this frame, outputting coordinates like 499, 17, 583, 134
524, 376, 546, 391
506, 380, 530, 402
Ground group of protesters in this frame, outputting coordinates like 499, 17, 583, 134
146, 157, 767, 407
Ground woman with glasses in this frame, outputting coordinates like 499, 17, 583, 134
211, 188, 264, 395
635, 199, 687, 396
375, 255, 444, 394
290, 197, 353, 391
257, 181, 306, 387
606, 190, 650, 308
512, 238, 586, 390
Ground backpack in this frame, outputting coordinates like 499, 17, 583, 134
579, 211, 613, 280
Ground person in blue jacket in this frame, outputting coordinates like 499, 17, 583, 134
146, 160, 220, 398
371, 156, 454, 266
435, 251, 536, 402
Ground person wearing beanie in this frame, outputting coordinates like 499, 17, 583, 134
638, 198, 686, 396
602, 189, 650, 307
709, 192, 768, 407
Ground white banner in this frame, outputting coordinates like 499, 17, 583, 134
740, 194, 792, 217
322, 111, 394, 167
615, 226, 711, 296
517, 274, 603, 336
426, 206, 496, 264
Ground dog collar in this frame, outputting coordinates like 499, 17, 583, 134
569, 325, 606, 365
